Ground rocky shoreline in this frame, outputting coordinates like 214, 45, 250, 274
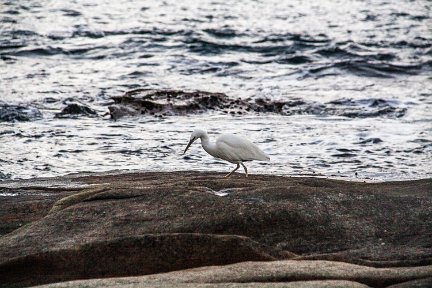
0, 171, 431, 287
0, 88, 408, 122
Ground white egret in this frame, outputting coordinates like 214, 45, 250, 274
183, 129, 270, 177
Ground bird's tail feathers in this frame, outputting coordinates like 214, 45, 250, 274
256, 154, 270, 161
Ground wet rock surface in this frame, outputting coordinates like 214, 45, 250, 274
0, 103, 42, 122
55, 103, 98, 118
108, 89, 249, 119
0, 172, 431, 287
108, 89, 407, 119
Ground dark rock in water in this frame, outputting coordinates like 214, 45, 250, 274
55, 103, 97, 118
108, 104, 139, 120
0, 172, 431, 287
108, 89, 407, 119
109, 89, 250, 119
0, 103, 42, 122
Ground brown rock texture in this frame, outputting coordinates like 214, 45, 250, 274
0, 171, 431, 287
36, 260, 432, 288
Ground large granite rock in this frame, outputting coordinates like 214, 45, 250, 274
0, 172, 431, 287
36, 260, 432, 288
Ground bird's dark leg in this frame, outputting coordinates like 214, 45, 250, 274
224, 163, 240, 178
240, 162, 248, 177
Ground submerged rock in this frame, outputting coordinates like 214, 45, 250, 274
0, 172, 431, 287
108, 89, 407, 119
0, 103, 42, 122
55, 103, 97, 118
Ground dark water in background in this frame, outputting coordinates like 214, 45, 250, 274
0, 0, 431, 180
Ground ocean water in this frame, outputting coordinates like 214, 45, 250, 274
0, 0, 431, 180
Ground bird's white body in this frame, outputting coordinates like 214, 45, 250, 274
183, 129, 269, 177
202, 133, 269, 163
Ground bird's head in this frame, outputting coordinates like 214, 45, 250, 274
183, 129, 206, 154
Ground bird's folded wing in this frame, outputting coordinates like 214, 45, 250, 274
216, 134, 269, 161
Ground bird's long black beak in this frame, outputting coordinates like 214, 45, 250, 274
183, 138, 195, 154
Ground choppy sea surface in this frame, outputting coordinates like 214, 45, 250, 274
0, 0, 431, 180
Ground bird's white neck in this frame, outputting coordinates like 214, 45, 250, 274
200, 134, 218, 158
